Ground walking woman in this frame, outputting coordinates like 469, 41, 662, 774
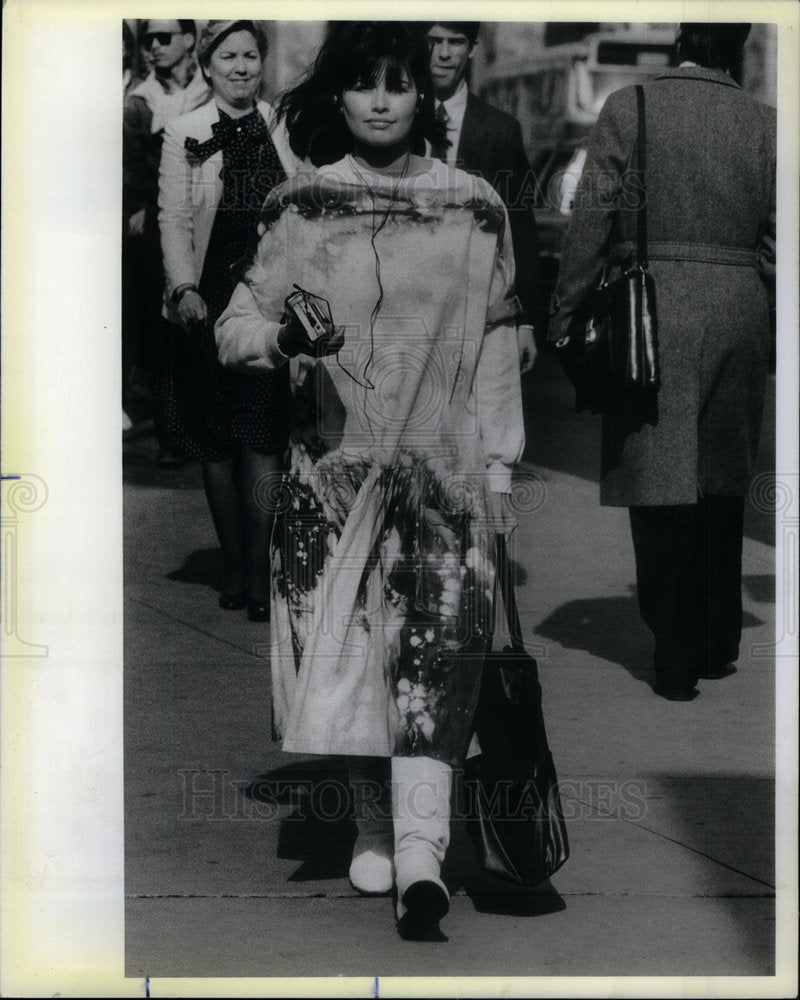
549, 24, 776, 700
215, 22, 524, 938
158, 20, 300, 619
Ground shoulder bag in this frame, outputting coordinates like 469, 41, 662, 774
465, 533, 569, 886
559, 85, 660, 415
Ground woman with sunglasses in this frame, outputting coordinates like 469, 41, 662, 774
158, 20, 301, 620
216, 22, 524, 939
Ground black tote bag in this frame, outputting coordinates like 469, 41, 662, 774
465, 534, 569, 886
557, 85, 660, 416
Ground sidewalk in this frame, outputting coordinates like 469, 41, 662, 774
123, 427, 777, 982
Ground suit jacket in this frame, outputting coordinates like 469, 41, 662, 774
549, 67, 776, 506
456, 92, 541, 327
158, 98, 300, 324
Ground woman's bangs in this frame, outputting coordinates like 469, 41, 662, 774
343, 55, 415, 93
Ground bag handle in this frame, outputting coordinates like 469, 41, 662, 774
493, 533, 526, 655
634, 85, 648, 269
595, 87, 646, 289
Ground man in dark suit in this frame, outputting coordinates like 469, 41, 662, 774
424, 21, 541, 372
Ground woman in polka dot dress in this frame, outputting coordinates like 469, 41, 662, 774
158, 20, 301, 619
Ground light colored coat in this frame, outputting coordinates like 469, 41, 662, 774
158, 98, 301, 326
215, 159, 525, 757
549, 67, 776, 506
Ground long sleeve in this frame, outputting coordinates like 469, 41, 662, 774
158, 120, 197, 298
215, 281, 288, 372
547, 88, 634, 344
475, 195, 525, 492
475, 321, 525, 492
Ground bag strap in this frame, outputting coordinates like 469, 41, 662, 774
635, 85, 648, 269
493, 533, 526, 655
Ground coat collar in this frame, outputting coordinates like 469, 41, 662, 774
654, 65, 742, 90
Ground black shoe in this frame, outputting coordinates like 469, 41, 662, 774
219, 591, 247, 611
397, 881, 449, 942
247, 598, 269, 622
697, 663, 737, 680
653, 684, 699, 702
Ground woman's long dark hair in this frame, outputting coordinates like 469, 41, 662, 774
276, 21, 448, 166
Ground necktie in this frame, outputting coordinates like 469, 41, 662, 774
430, 102, 449, 163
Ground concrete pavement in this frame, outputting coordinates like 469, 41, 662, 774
123, 354, 780, 985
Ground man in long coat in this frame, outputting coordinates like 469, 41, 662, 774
548, 23, 776, 700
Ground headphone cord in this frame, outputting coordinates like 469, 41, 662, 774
345, 153, 411, 395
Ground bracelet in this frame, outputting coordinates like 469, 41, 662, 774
171, 283, 197, 305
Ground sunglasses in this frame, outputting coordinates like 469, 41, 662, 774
143, 31, 178, 48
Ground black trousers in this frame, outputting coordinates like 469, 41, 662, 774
628, 494, 744, 692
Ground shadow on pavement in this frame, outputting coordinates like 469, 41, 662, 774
508, 555, 529, 588
467, 886, 566, 917
277, 813, 356, 882
246, 759, 356, 882
743, 573, 775, 605
167, 547, 225, 592
536, 588, 764, 681
654, 775, 775, 888
642, 772, 775, 974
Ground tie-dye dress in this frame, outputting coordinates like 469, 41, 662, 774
216, 156, 524, 766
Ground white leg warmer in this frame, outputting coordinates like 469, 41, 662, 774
391, 756, 452, 903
